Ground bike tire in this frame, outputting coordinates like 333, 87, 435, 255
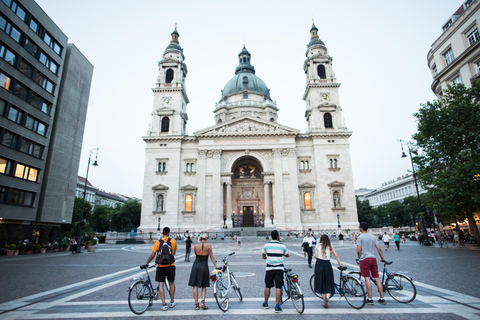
128, 281, 152, 315
342, 276, 366, 309
385, 273, 416, 303
309, 274, 335, 299
231, 273, 243, 301
290, 282, 305, 314
348, 271, 362, 281
214, 278, 229, 312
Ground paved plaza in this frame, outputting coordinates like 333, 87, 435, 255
0, 238, 479, 320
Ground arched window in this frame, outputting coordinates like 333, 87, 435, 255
317, 65, 326, 79
156, 194, 164, 211
305, 161, 309, 169
329, 159, 333, 168
300, 161, 304, 170
158, 162, 162, 171
270, 117, 275, 122
162, 162, 166, 171
334, 159, 337, 168
186, 163, 190, 172
191, 163, 195, 172
185, 194, 193, 211
324, 113, 333, 128
304, 192, 312, 210
165, 69, 174, 83
161, 117, 170, 132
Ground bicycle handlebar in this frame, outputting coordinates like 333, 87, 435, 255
355, 259, 392, 265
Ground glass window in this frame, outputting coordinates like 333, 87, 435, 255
7, 106, 23, 124
476, 61, 480, 74
15, 163, 26, 179
9, 188, 21, 204
466, 26, 480, 46
1, 131, 17, 148
0, 15, 6, 30
29, 92, 51, 114
9, 25, 21, 43
23, 190, 34, 206
13, 82, 28, 100
304, 192, 311, 210
24, 38, 38, 57
43, 33, 51, 46
49, 61, 58, 74
0, 72, 12, 90
453, 75, 462, 84
14, 5, 26, 21
29, 19, 39, 33
185, 194, 192, 211
0, 98, 5, 115
443, 48, 455, 66
2, 0, 12, 7
324, 113, 333, 128
0, 45, 16, 65
0, 157, 12, 175
18, 59, 33, 77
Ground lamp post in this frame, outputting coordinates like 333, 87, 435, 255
157, 217, 161, 231
77, 148, 99, 253
337, 213, 341, 229
400, 140, 430, 245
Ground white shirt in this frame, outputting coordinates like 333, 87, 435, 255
303, 235, 315, 247
383, 234, 390, 242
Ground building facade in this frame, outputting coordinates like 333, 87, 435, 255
362, 174, 427, 208
428, 0, 480, 98
75, 176, 128, 210
0, 0, 93, 237
139, 24, 358, 233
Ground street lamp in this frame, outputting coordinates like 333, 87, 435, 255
77, 148, 100, 253
157, 217, 161, 231
337, 213, 341, 229
400, 140, 430, 245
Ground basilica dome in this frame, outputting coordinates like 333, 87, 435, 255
221, 46, 270, 99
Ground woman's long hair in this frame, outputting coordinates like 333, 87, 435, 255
320, 234, 332, 259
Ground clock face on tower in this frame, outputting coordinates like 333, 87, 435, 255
163, 97, 172, 106
321, 93, 329, 101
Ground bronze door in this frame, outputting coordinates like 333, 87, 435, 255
243, 206, 254, 227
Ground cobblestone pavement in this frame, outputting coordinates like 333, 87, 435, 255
0, 238, 479, 319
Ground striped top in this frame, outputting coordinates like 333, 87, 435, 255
263, 240, 288, 271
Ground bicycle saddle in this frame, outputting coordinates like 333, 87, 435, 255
338, 266, 347, 271
284, 268, 292, 272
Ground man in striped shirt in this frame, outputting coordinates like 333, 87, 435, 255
262, 230, 290, 313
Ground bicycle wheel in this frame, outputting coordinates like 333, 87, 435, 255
342, 276, 366, 309
230, 273, 243, 301
128, 281, 152, 315
309, 274, 322, 298
214, 278, 229, 312
385, 273, 416, 303
348, 271, 362, 281
290, 282, 305, 314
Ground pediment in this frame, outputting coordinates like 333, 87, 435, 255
194, 116, 299, 137
318, 102, 337, 108
156, 106, 175, 114
327, 180, 345, 188
152, 183, 169, 191
299, 182, 316, 189
180, 184, 197, 191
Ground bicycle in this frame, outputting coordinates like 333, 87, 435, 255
281, 268, 305, 314
350, 259, 416, 303
310, 265, 366, 309
209, 252, 242, 312
128, 264, 170, 315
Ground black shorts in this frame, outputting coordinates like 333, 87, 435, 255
155, 265, 175, 283
265, 270, 284, 289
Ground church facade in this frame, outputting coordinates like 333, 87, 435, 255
139, 24, 359, 233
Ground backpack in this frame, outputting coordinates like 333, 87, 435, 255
155, 238, 175, 265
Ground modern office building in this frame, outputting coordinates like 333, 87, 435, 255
139, 23, 359, 233
0, 0, 93, 240
428, 0, 480, 98
362, 174, 427, 208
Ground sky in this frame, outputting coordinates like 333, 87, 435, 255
35, 0, 461, 199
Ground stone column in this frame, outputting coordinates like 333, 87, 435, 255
226, 182, 233, 228
264, 182, 270, 226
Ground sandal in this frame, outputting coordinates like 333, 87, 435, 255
195, 303, 200, 310
201, 300, 208, 310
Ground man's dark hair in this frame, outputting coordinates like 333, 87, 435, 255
271, 230, 279, 240
360, 222, 369, 231
162, 227, 170, 235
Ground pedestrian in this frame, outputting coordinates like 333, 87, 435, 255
145, 227, 177, 311
338, 233, 344, 246
402, 234, 406, 243
185, 236, 193, 262
382, 232, 390, 251
188, 234, 218, 310
314, 234, 342, 308
357, 222, 386, 305
302, 231, 315, 268
70, 238, 77, 254
394, 232, 400, 250
262, 230, 290, 313
237, 235, 242, 244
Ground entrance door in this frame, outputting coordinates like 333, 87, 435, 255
243, 206, 254, 227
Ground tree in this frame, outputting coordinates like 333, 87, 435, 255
413, 82, 480, 245
111, 199, 142, 231
91, 205, 113, 232
356, 196, 376, 227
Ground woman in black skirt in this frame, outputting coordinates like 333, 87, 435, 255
188, 234, 219, 310
314, 234, 342, 308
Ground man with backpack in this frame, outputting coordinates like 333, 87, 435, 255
146, 227, 178, 311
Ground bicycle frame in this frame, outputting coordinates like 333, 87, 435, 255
211, 253, 233, 297
281, 269, 299, 304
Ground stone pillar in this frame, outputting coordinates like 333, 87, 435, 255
226, 182, 233, 228
264, 182, 270, 226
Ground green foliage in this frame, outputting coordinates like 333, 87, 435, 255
98, 236, 106, 243
13, 226, 24, 245
356, 196, 376, 227
26, 242, 34, 251
0, 225, 7, 247
111, 199, 142, 231
33, 244, 41, 252
7, 244, 16, 250
91, 205, 114, 232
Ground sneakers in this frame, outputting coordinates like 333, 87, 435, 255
262, 302, 269, 309
378, 298, 386, 305
308, 264, 312, 268
169, 301, 176, 308
275, 306, 283, 313
367, 299, 374, 305
160, 305, 168, 311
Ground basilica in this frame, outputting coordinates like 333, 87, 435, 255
139, 23, 359, 233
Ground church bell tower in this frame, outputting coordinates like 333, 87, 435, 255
150, 25, 189, 136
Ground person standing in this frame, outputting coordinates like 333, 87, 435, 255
262, 230, 290, 313
188, 234, 218, 310
382, 232, 390, 251
185, 236, 193, 262
357, 222, 386, 305
394, 232, 400, 250
145, 227, 177, 311
314, 234, 342, 308
302, 231, 315, 268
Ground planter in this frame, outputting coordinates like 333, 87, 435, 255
26, 251, 32, 255
6, 249, 14, 256
14, 250, 19, 256
62, 247, 68, 252
40, 248, 47, 254
54, 248, 59, 253
87, 246, 96, 253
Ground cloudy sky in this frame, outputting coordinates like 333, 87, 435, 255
36, 0, 459, 199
